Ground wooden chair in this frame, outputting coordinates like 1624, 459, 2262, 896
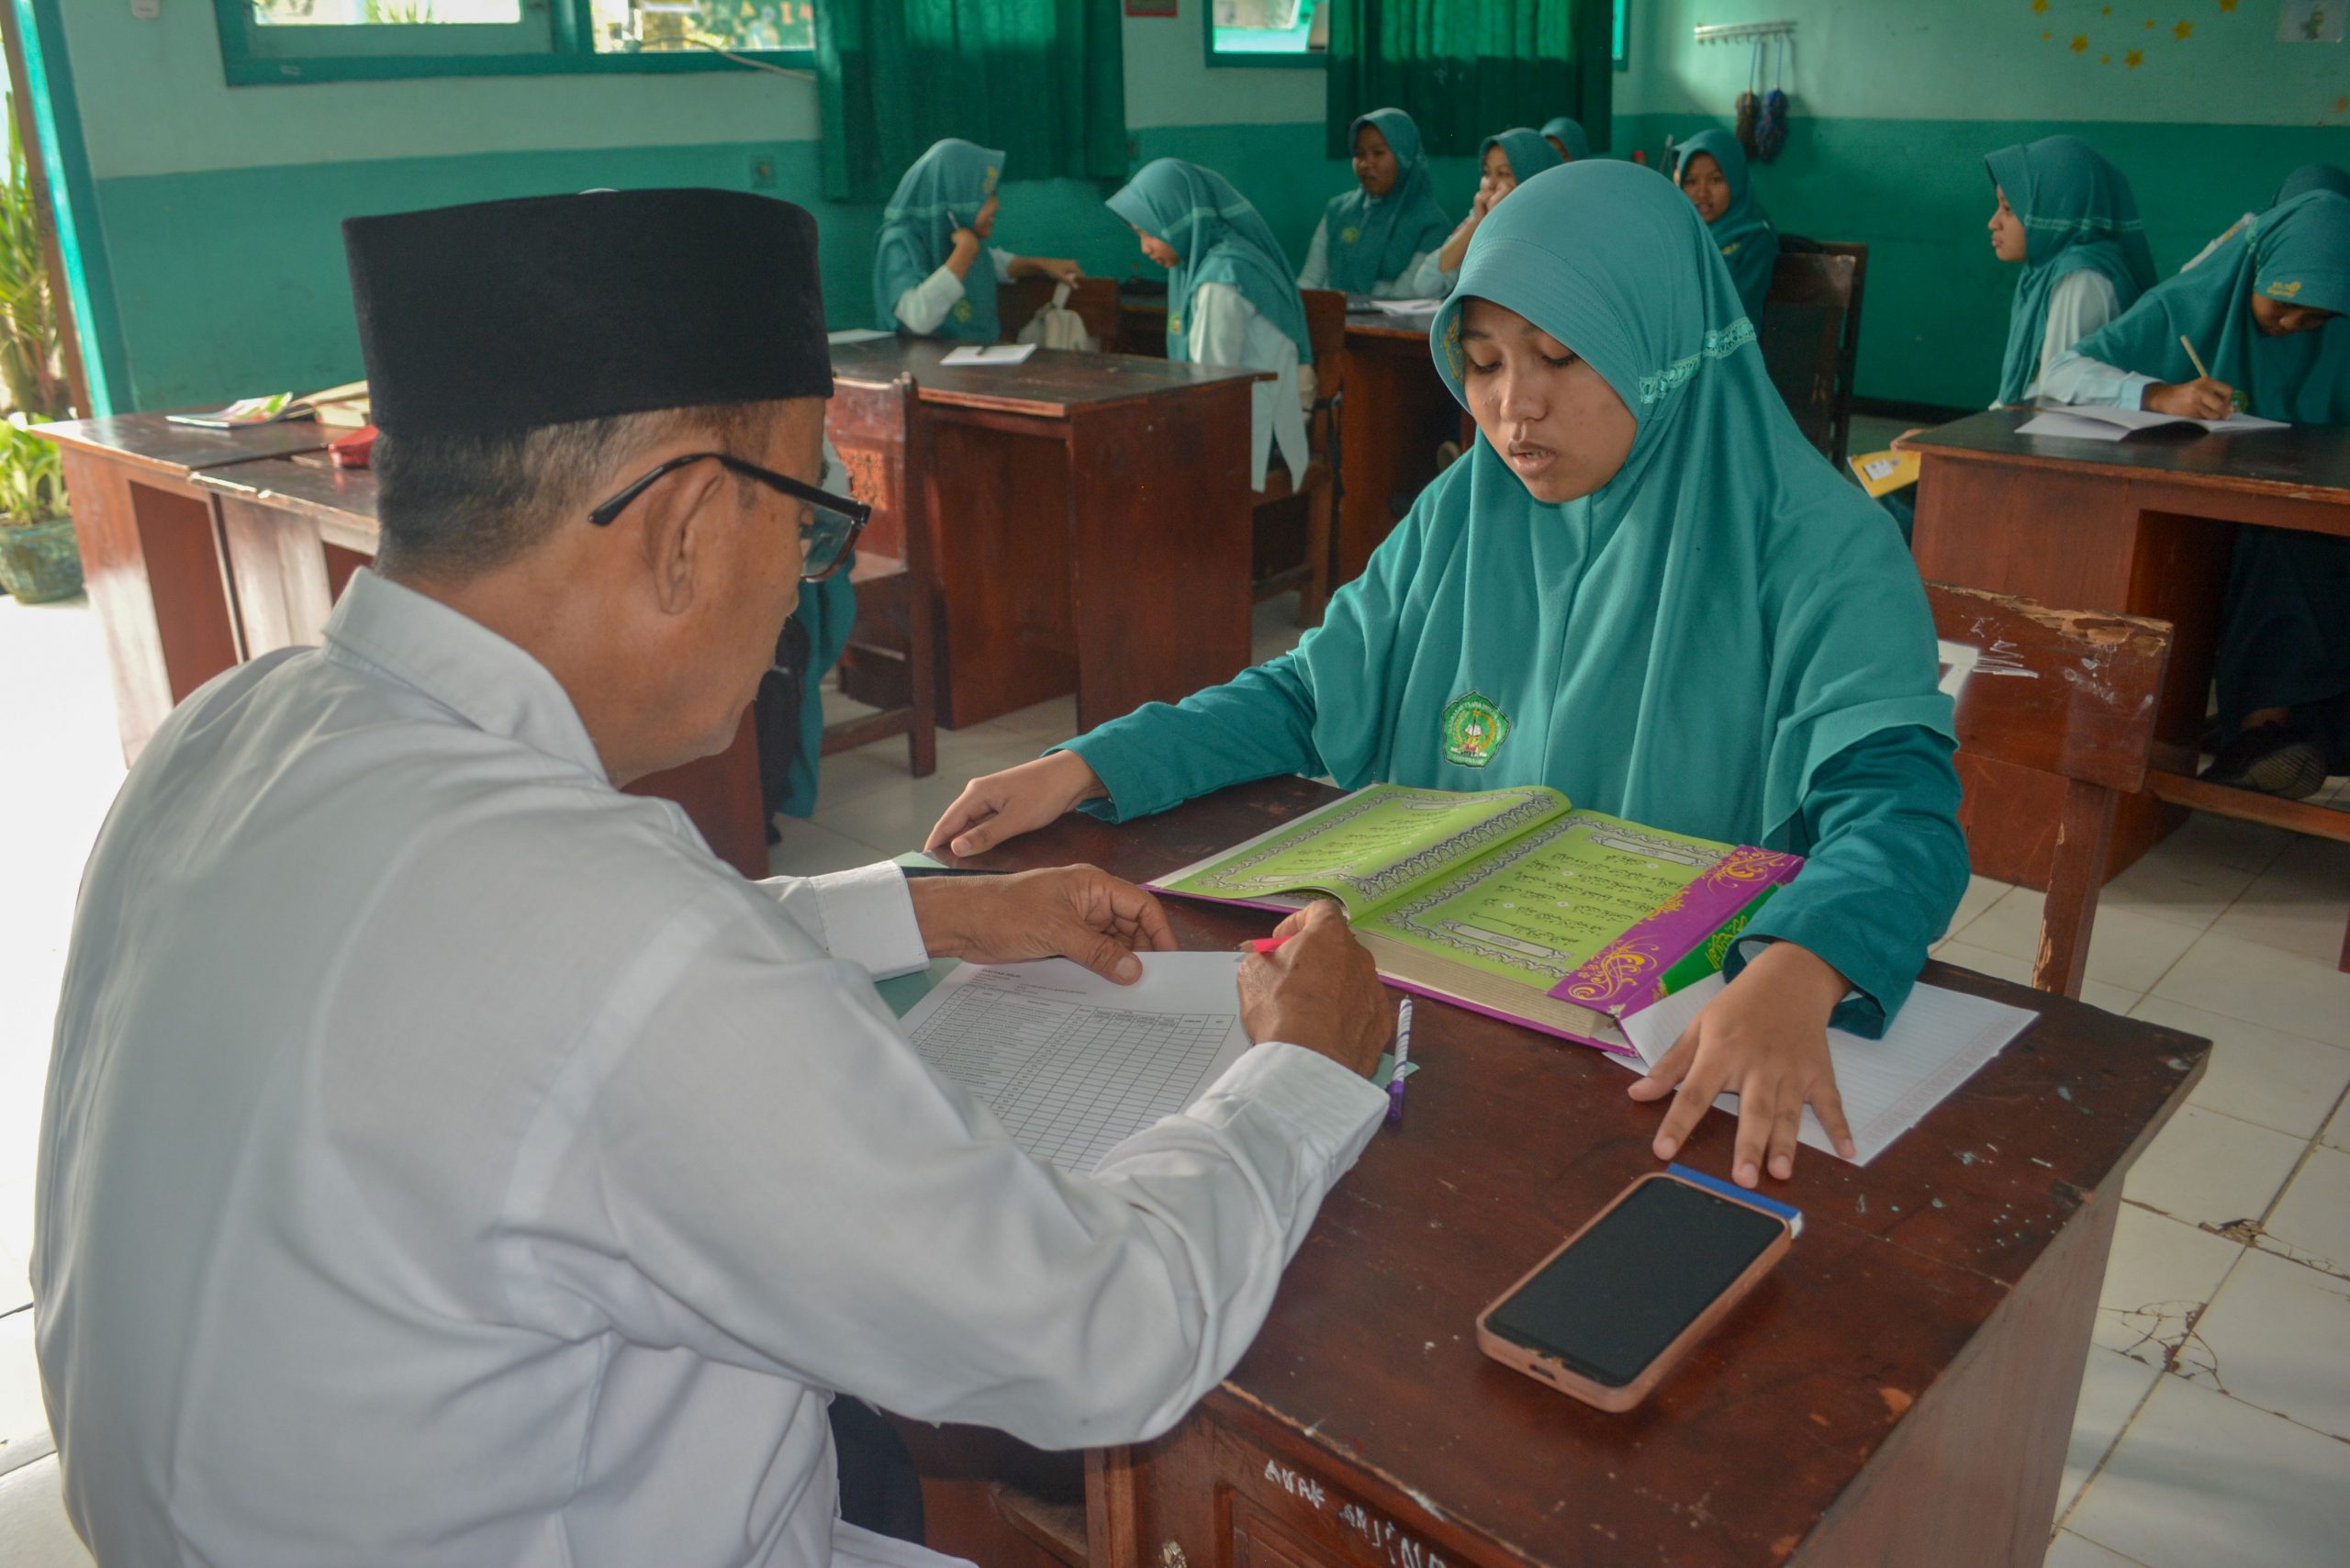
1927, 581, 2172, 997
823, 374, 938, 778
997, 274, 1125, 352
1250, 287, 1347, 626
1760, 242, 1867, 469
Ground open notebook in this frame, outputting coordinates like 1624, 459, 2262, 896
2018, 402, 2286, 442
1152, 784, 1800, 1052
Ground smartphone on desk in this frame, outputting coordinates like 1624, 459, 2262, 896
1476, 1168, 1795, 1413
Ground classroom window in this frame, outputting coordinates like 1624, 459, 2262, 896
1614, 0, 1629, 71
1206, 0, 1327, 66
217, 0, 815, 84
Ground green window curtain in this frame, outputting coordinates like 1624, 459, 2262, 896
816, 0, 1129, 204
1325, 0, 1613, 161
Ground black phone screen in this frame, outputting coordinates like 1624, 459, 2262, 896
1485, 1177, 1785, 1389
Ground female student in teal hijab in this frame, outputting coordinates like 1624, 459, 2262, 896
1298, 108, 1453, 299
1109, 159, 1317, 493
2045, 189, 2350, 796
1673, 129, 1777, 320
872, 140, 1082, 340
1429, 129, 1565, 286
2184, 162, 2350, 273
1984, 136, 2156, 406
1540, 117, 1591, 162
933, 162, 1966, 1188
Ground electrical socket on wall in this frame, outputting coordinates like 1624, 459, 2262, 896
748, 154, 778, 190
132, 0, 162, 18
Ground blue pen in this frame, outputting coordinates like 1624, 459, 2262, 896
1386, 996, 1414, 1126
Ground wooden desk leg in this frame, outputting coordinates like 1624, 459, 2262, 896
60, 451, 243, 763
1063, 386, 1255, 732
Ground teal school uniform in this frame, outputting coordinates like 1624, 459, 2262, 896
1064, 162, 1964, 1035
871, 140, 1003, 342
1673, 129, 1776, 322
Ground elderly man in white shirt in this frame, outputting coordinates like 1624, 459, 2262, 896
33, 188, 1393, 1568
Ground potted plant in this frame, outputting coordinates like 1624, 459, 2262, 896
0, 106, 76, 603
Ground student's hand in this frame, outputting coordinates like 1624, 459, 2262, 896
926, 751, 1108, 859
1626, 940, 1857, 1185
1031, 257, 1085, 286
948, 228, 983, 274
908, 864, 1176, 984
2144, 377, 2236, 420
1469, 182, 1498, 220
1237, 901, 1390, 1078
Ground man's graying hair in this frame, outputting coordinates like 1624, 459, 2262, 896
374, 400, 778, 578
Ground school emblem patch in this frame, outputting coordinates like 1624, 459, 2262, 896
1167, 313, 1183, 334
2266, 277, 2304, 299
953, 299, 974, 322
1440, 691, 1510, 768
1340, 225, 1360, 245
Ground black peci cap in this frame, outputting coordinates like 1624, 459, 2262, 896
343, 188, 833, 438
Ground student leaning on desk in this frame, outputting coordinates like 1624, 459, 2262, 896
933, 162, 1970, 1192
34, 189, 1399, 1568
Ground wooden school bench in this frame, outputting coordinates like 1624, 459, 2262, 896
901, 775, 2210, 1568
1902, 410, 2350, 967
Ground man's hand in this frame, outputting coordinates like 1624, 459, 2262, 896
1626, 940, 1857, 1185
1236, 902, 1390, 1079
926, 751, 1106, 859
908, 865, 1175, 984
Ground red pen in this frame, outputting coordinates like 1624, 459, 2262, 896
1242, 935, 1294, 955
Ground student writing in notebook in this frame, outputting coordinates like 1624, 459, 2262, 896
1427, 129, 1563, 291
1110, 159, 1316, 493
873, 140, 1084, 341
2181, 162, 2350, 273
2043, 190, 2350, 797
1673, 130, 1777, 322
931, 163, 1968, 1189
1297, 109, 1452, 300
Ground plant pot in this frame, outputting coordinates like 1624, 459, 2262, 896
0, 515, 84, 604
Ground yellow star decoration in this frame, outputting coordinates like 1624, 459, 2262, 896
2126, 48, 2143, 66
2072, 32, 2091, 50
2102, 4, 2111, 11
2102, 52, 2113, 62
2337, 95, 2349, 113
2031, 0, 2047, 11
2174, 18, 2193, 37
2044, 28, 2054, 38
2219, 0, 2239, 11
2145, 17, 2155, 26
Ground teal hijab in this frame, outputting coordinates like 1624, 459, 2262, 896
1673, 129, 1776, 319
2277, 162, 2350, 204
1539, 117, 1591, 162
1324, 108, 1452, 293
872, 139, 1003, 341
1985, 136, 2157, 405
1268, 161, 1953, 849
2067, 189, 2350, 424
1108, 159, 1313, 362
1481, 128, 1565, 186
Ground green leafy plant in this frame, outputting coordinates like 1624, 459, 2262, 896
0, 112, 67, 423
0, 414, 63, 523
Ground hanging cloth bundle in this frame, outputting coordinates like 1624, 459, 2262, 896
1753, 36, 1790, 163
1735, 39, 1762, 158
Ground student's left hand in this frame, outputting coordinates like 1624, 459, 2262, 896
908, 864, 1177, 984
1035, 257, 1085, 286
1626, 939, 1858, 1184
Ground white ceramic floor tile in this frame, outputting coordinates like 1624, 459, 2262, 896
2205, 838, 2350, 969
813, 738, 1046, 855
986, 695, 1080, 745
2067, 1372, 2350, 1568
2080, 981, 2143, 1015
2098, 836, 2264, 935
0, 1453, 88, 1564
0, 1312, 51, 1481
2055, 1346, 2164, 1525
1932, 940, 2033, 987
2184, 1245, 2350, 1439
767, 816, 895, 879
2045, 1530, 2146, 1568
1952, 890, 2199, 995
2155, 811, 2298, 876
2093, 1204, 2244, 1367
1941, 873, 2010, 943
2120, 1104, 2306, 1232
2146, 929, 2350, 1048
2260, 1142, 2350, 1279
2128, 997, 2350, 1139
2324, 1094, 2350, 1154
0, 1178, 30, 1318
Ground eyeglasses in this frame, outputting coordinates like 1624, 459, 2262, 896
587, 452, 871, 582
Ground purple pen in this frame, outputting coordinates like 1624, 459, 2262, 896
1386, 996, 1414, 1126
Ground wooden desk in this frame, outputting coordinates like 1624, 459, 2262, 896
1333, 318, 1454, 585
1905, 409, 2350, 889
32, 414, 771, 880
923, 776, 2207, 1568
828, 339, 1261, 732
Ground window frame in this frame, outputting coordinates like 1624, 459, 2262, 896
1202, 0, 1325, 71
213, 0, 817, 86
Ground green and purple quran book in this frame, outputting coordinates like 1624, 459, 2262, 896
1152, 783, 1801, 1054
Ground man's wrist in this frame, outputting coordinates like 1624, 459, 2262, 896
908, 877, 978, 960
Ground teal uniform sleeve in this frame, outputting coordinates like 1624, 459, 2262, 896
1058, 498, 1428, 819
1726, 723, 1968, 1038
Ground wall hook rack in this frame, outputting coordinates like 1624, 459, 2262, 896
1694, 20, 1796, 44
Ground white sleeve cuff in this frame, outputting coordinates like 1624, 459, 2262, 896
1196, 1042, 1386, 1164
807, 864, 929, 979
990, 247, 1017, 285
